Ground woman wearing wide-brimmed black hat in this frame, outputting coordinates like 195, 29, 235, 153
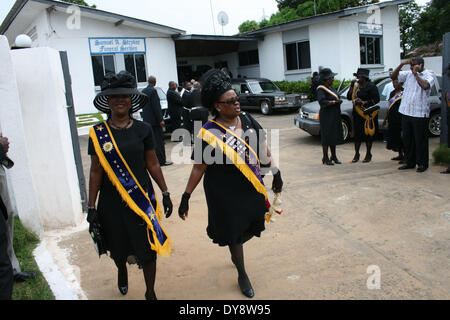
347, 68, 380, 163
87, 71, 173, 300
317, 68, 344, 165
177, 69, 283, 298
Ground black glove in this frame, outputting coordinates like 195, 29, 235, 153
178, 192, 190, 220
271, 169, 283, 193
163, 193, 173, 218
87, 207, 99, 224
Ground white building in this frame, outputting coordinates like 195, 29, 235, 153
1, 0, 410, 115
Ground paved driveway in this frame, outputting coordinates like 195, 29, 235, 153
63, 112, 450, 300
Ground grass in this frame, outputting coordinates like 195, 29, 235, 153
76, 112, 105, 128
11, 216, 55, 300
432, 144, 450, 165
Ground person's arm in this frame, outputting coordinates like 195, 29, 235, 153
178, 163, 207, 220
144, 149, 168, 192
391, 60, 411, 81
412, 66, 431, 90
88, 155, 104, 208
0, 136, 8, 160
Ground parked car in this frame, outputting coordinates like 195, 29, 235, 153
231, 78, 306, 115
294, 74, 442, 141
137, 87, 172, 133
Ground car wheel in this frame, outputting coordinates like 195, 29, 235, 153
428, 112, 441, 136
342, 118, 350, 142
260, 100, 272, 115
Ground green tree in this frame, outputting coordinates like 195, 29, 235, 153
238, 20, 260, 33
61, 0, 96, 8
399, 1, 422, 54
416, 0, 450, 46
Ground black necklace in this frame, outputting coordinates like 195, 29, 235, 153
109, 118, 131, 130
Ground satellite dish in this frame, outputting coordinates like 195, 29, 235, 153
217, 11, 228, 35
217, 11, 229, 26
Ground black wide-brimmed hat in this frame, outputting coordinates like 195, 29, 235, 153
319, 68, 337, 81
93, 71, 148, 113
200, 69, 233, 110
353, 68, 370, 79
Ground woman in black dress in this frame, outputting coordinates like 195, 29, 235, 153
317, 68, 344, 165
177, 69, 283, 298
382, 80, 404, 162
347, 68, 380, 163
87, 71, 173, 300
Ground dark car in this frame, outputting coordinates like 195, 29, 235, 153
231, 78, 307, 115
294, 74, 442, 141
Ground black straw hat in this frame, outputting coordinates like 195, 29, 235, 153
353, 68, 370, 79
93, 71, 148, 113
319, 68, 337, 81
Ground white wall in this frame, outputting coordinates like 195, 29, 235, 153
10, 46, 83, 231
146, 37, 179, 91
0, 36, 42, 236
258, 32, 285, 81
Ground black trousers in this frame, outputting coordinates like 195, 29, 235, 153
181, 108, 193, 135
401, 114, 429, 168
0, 212, 13, 300
152, 125, 167, 165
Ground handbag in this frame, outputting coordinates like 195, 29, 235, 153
363, 105, 380, 115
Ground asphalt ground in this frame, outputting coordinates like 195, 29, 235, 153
60, 111, 449, 300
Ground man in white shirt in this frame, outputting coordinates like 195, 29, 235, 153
391, 57, 435, 172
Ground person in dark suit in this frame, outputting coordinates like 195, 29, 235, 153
317, 68, 344, 165
167, 81, 183, 132
0, 135, 13, 300
181, 81, 193, 136
142, 76, 172, 167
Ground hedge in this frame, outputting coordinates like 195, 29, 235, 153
274, 79, 352, 98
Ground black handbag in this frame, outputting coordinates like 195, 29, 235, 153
89, 220, 107, 257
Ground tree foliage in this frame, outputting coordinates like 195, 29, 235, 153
61, 0, 96, 8
399, 0, 450, 56
239, 0, 379, 33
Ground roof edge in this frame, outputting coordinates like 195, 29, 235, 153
1, 0, 186, 36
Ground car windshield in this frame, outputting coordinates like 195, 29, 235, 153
156, 87, 167, 100
248, 81, 280, 93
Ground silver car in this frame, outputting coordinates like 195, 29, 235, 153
294, 74, 442, 141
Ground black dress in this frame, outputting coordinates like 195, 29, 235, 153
348, 81, 380, 142
317, 86, 344, 146
386, 90, 403, 151
192, 112, 267, 247
88, 120, 157, 264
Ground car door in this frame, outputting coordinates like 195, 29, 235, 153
375, 78, 392, 127
238, 83, 252, 109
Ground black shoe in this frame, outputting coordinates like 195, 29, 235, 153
160, 161, 173, 167
398, 164, 415, 170
13, 271, 36, 283
238, 276, 254, 298
331, 156, 341, 164
416, 165, 427, 173
352, 153, 360, 163
391, 156, 402, 161
362, 154, 372, 163
118, 267, 128, 295
441, 168, 450, 174
322, 157, 334, 166
145, 291, 157, 300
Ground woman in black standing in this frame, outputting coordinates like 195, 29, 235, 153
347, 68, 380, 163
317, 68, 344, 165
88, 71, 173, 300
382, 80, 404, 162
177, 69, 283, 298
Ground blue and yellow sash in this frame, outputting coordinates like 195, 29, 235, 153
388, 92, 402, 112
198, 120, 270, 211
352, 83, 378, 136
89, 121, 171, 256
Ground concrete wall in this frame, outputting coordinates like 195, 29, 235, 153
0, 37, 83, 234
258, 32, 285, 81
0, 36, 42, 235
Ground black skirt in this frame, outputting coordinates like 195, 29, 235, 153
386, 101, 403, 151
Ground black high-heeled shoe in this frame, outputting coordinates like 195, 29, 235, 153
362, 154, 372, 163
352, 153, 360, 163
118, 267, 128, 295
145, 290, 157, 300
331, 156, 341, 164
322, 157, 334, 165
238, 276, 254, 298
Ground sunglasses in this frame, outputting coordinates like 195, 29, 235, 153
217, 97, 240, 105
